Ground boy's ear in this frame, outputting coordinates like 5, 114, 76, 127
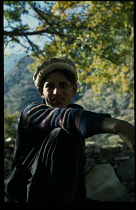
38, 87, 44, 98
72, 84, 77, 96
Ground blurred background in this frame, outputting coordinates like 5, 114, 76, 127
4, 1, 134, 202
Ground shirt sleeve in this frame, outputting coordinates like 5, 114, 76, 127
21, 102, 111, 138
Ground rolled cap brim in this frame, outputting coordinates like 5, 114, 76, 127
33, 57, 78, 88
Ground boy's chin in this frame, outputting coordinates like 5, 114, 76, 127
50, 102, 68, 109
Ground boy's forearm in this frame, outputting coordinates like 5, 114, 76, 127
101, 117, 135, 153
115, 119, 135, 153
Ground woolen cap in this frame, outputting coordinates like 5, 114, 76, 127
33, 57, 78, 88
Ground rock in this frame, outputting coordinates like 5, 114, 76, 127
85, 163, 126, 201
94, 147, 101, 154
85, 158, 95, 172
114, 156, 130, 160
85, 141, 95, 147
112, 193, 135, 202
116, 157, 135, 181
127, 180, 135, 193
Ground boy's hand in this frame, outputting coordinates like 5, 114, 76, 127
117, 121, 135, 153
101, 117, 135, 153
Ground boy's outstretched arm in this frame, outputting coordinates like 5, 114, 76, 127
101, 117, 135, 153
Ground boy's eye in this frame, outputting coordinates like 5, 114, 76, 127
60, 83, 67, 87
45, 82, 68, 89
46, 84, 54, 88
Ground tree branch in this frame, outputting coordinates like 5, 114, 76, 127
4, 28, 77, 45
4, 29, 50, 36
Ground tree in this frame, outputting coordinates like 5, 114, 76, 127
4, 1, 134, 100
4, 109, 19, 139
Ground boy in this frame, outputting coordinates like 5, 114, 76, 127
5, 57, 135, 202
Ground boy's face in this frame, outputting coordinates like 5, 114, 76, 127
38, 72, 77, 108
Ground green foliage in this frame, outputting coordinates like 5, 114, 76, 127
4, 1, 134, 100
4, 109, 19, 139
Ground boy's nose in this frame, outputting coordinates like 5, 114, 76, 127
53, 87, 61, 95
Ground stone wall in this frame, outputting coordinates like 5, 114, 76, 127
85, 142, 135, 202
4, 139, 15, 183
4, 139, 135, 202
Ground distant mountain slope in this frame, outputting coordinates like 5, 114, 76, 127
77, 88, 134, 120
4, 55, 41, 114
4, 54, 26, 76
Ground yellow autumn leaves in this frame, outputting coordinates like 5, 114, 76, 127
81, 54, 133, 95
27, 1, 134, 101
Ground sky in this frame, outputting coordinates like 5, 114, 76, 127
4, 1, 88, 55
4, 1, 88, 56
4, 1, 52, 55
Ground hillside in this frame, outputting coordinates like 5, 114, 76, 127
4, 54, 26, 76
4, 55, 41, 114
